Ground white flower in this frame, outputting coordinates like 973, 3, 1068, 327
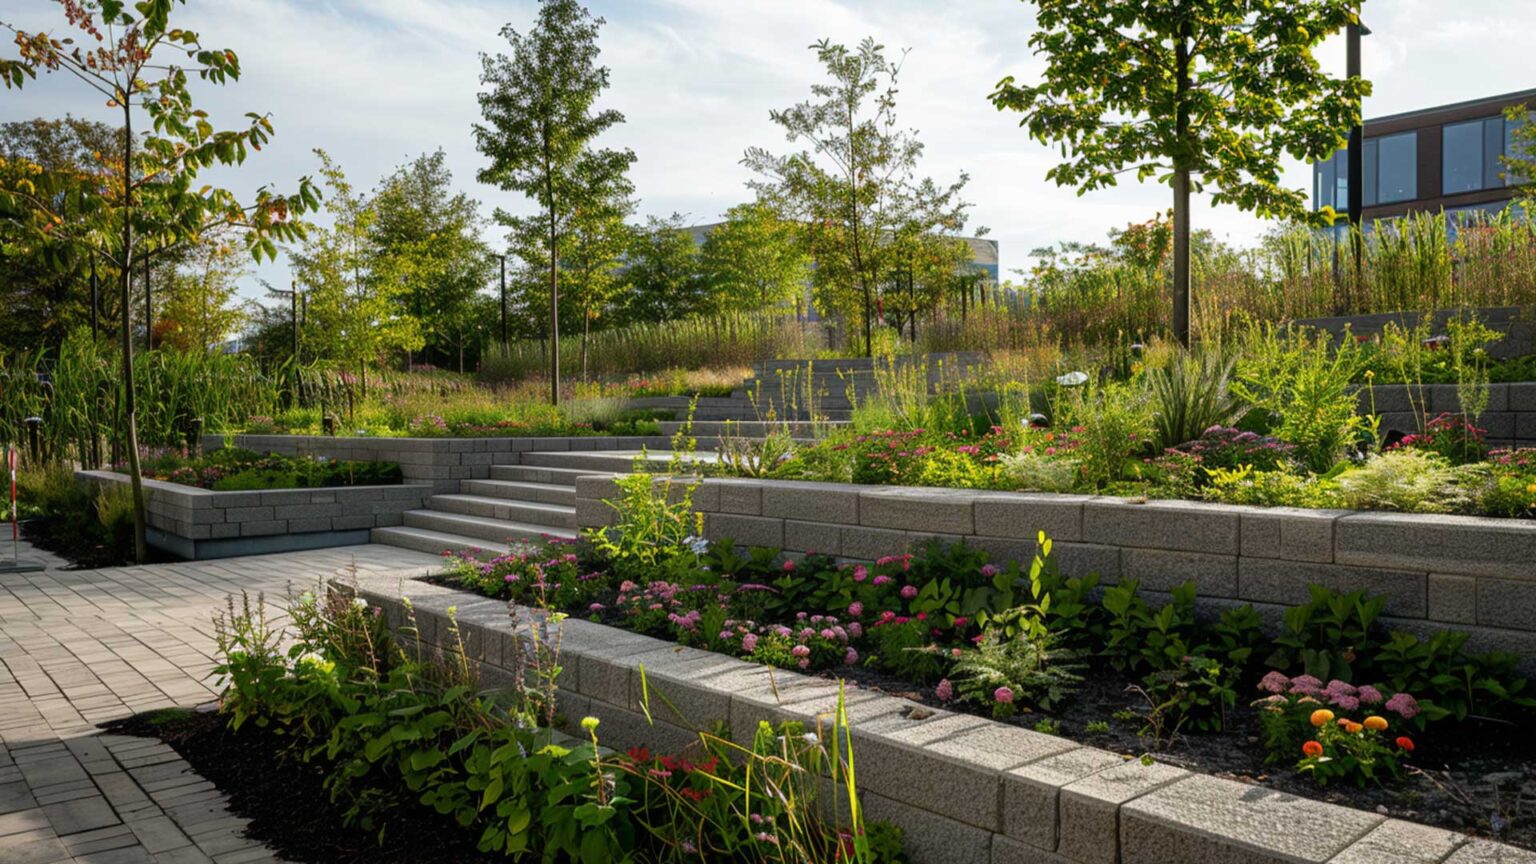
351, 597, 369, 610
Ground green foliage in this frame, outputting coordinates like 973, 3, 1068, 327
1336, 451, 1472, 514
1059, 381, 1154, 487
699, 202, 810, 313
1231, 326, 1369, 472
585, 472, 703, 574
1146, 349, 1239, 450
1267, 586, 1384, 682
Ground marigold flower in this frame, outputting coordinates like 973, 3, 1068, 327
1395, 736, 1415, 752
1309, 709, 1335, 727
1302, 740, 1324, 758
1363, 715, 1389, 731
1343, 721, 1363, 734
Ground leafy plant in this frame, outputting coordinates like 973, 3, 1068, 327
1266, 586, 1384, 682
1231, 325, 1368, 472
1146, 349, 1239, 450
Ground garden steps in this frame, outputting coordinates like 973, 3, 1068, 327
458, 478, 578, 506
655, 420, 846, 438
398, 509, 576, 545
488, 464, 619, 486
368, 526, 520, 559
426, 493, 578, 529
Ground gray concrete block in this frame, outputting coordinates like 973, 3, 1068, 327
840, 525, 912, 560
1052, 542, 1122, 581
1057, 759, 1188, 864
1508, 383, 1536, 413
1237, 558, 1427, 618
273, 503, 342, 520
761, 480, 860, 524
1335, 513, 1536, 580
783, 519, 842, 555
286, 517, 333, 534
1083, 499, 1241, 554
702, 513, 784, 548
1002, 748, 1125, 851
223, 506, 273, 523
713, 479, 763, 515
860, 487, 975, 535
331, 513, 376, 531
1443, 839, 1536, 863
972, 493, 1089, 542
238, 519, 288, 537
1428, 573, 1477, 625
1238, 507, 1341, 563
991, 835, 1074, 864
1476, 577, 1536, 632
1122, 549, 1238, 597
1329, 819, 1468, 864
258, 489, 313, 506
1119, 774, 1381, 864
858, 790, 993, 864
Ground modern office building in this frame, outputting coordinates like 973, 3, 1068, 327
1313, 87, 1534, 226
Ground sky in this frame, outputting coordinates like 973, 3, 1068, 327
7, 0, 1536, 308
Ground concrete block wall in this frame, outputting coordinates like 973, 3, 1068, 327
1366, 381, 1536, 447
1293, 306, 1535, 361
204, 433, 688, 494
343, 572, 1525, 864
78, 470, 429, 559
576, 477, 1536, 665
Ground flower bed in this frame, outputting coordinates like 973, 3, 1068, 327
430, 515, 1536, 852
136, 447, 402, 491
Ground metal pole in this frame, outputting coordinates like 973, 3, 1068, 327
1347, 14, 1367, 280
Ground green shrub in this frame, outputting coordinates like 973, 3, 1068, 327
1146, 349, 1239, 450
1336, 451, 1469, 513
1232, 325, 1368, 472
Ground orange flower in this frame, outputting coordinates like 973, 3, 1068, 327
1395, 736, 1415, 752
1310, 709, 1335, 727
1343, 721, 1364, 734
1302, 740, 1324, 758
1363, 716, 1389, 731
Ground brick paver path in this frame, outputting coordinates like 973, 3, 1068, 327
0, 543, 442, 863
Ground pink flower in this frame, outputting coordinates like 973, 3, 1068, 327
791, 645, 811, 658
981, 564, 999, 578
853, 565, 869, 582
873, 575, 893, 586
900, 585, 918, 600
935, 679, 954, 702
741, 633, 758, 653
1358, 685, 1383, 705
1258, 671, 1289, 694
844, 648, 859, 665
994, 687, 1015, 705
848, 602, 864, 617
1385, 692, 1420, 720
848, 622, 862, 639
782, 559, 796, 572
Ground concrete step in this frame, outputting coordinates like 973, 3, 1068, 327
402, 509, 576, 544
489, 464, 616, 486
428, 494, 578, 529
520, 450, 669, 473
459, 478, 578, 506
371, 525, 517, 559
657, 420, 846, 438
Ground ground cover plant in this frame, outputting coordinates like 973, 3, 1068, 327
133, 448, 403, 491
204, 585, 905, 862
436, 481, 1536, 846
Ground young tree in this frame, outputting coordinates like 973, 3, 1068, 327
1503, 105, 1535, 210
290, 151, 420, 381
990, 1, 1365, 344
158, 235, 247, 351
699, 202, 809, 313
369, 150, 493, 368
563, 181, 634, 379
475, 0, 634, 405
1, 0, 317, 562
618, 213, 704, 324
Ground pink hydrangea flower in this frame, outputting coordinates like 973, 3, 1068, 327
853, 565, 869, 582
844, 648, 859, 665
848, 622, 862, 639
994, 686, 1015, 704
791, 645, 811, 658
873, 575, 893, 586
1258, 671, 1289, 694
900, 585, 918, 600
981, 564, 1000, 578
935, 679, 954, 702
1358, 685, 1383, 705
848, 602, 864, 618
741, 633, 758, 653
1385, 692, 1420, 720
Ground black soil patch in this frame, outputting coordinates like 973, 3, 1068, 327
21, 518, 174, 570
101, 708, 501, 864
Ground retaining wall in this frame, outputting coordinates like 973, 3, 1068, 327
1294, 306, 1535, 360
342, 572, 1531, 864
575, 477, 1536, 665
203, 433, 681, 494
1366, 381, 1536, 447
77, 470, 429, 560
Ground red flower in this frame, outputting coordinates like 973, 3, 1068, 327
626, 747, 651, 763
1395, 736, 1415, 752
1302, 740, 1324, 758
680, 787, 712, 803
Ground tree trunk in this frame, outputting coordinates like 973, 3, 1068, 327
1172, 20, 1193, 346
545, 131, 560, 407
120, 100, 148, 564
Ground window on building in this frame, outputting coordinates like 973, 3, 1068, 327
1444, 120, 1484, 194
1363, 138, 1379, 205
1377, 133, 1416, 204
1315, 150, 1338, 211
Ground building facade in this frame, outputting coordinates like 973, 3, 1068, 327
1313, 87, 1533, 226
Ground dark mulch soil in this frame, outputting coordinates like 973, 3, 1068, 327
101, 708, 501, 864
20, 518, 173, 569
424, 573, 1536, 852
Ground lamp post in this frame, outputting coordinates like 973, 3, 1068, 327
495, 253, 509, 346
1347, 14, 1370, 277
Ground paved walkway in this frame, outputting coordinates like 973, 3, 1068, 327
0, 543, 442, 864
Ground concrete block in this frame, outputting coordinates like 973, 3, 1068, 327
990, 836, 1074, 864
331, 514, 376, 531
1238, 508, 1340, 563
286, 517, 333, 534
1052, 542, 1122, 581
1330, 819, 1468, 864
223, 506, 274, 523
702, 513, 784, 549
1335, 513, 1536, 580
1119, 774, 1381, 864
840, 525, 912, 560
1508, 383, 1536, 413
1237, 559, 1427, 618
1083, 499, 1241, 555
713, 479, 763, 515
273, 503, 342, 520
1057, 759, 1188, 864
761, 480, 860, 524
259, 489, 313, 506
239, 520, 288, 537
1427, 573, 1477, 625
860, 487, 975, 535
972, 493, 1090, 542
1122, 549, 1238, 597
1444, 840, 1536, 863
858, 790, 993, 864
1002, 747, 1125, 851
783, 519, 842, 555
1476, 577, 1536, 631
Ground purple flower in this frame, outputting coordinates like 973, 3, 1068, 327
848, 601, 864, 618
1331, 694, 1360, 711
981, 564, 1000, 578
1325, 680, 1358, 698
900, 585, 918, 600
1358, 685, 1383, 705
935, 679, 954, 702
741, 633, 758, 653
1288, 675, 1324, 696
994, 686, 1015, 705
1258, 671, 1290, 694
1385, 692, 1420, 720
844, 648, 859, 665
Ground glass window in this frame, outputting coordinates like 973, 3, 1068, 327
1483, 117, 1506, 189
1334, 148, 1349, 210
1443, 120, 1484, 194
1363, 138, 1379, 205
1507, 112, 1531, 186
1377, 133, 1417, 203
1315, 151, 1337, 210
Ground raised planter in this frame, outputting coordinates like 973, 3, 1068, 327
575, 476, 1536, 667
1293, 306, 1535, 360
341, 572, 1533, 864
77, 470, 430, 560
1365, 381, 1536, 447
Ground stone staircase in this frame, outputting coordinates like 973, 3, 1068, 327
370, 450, 680, 559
